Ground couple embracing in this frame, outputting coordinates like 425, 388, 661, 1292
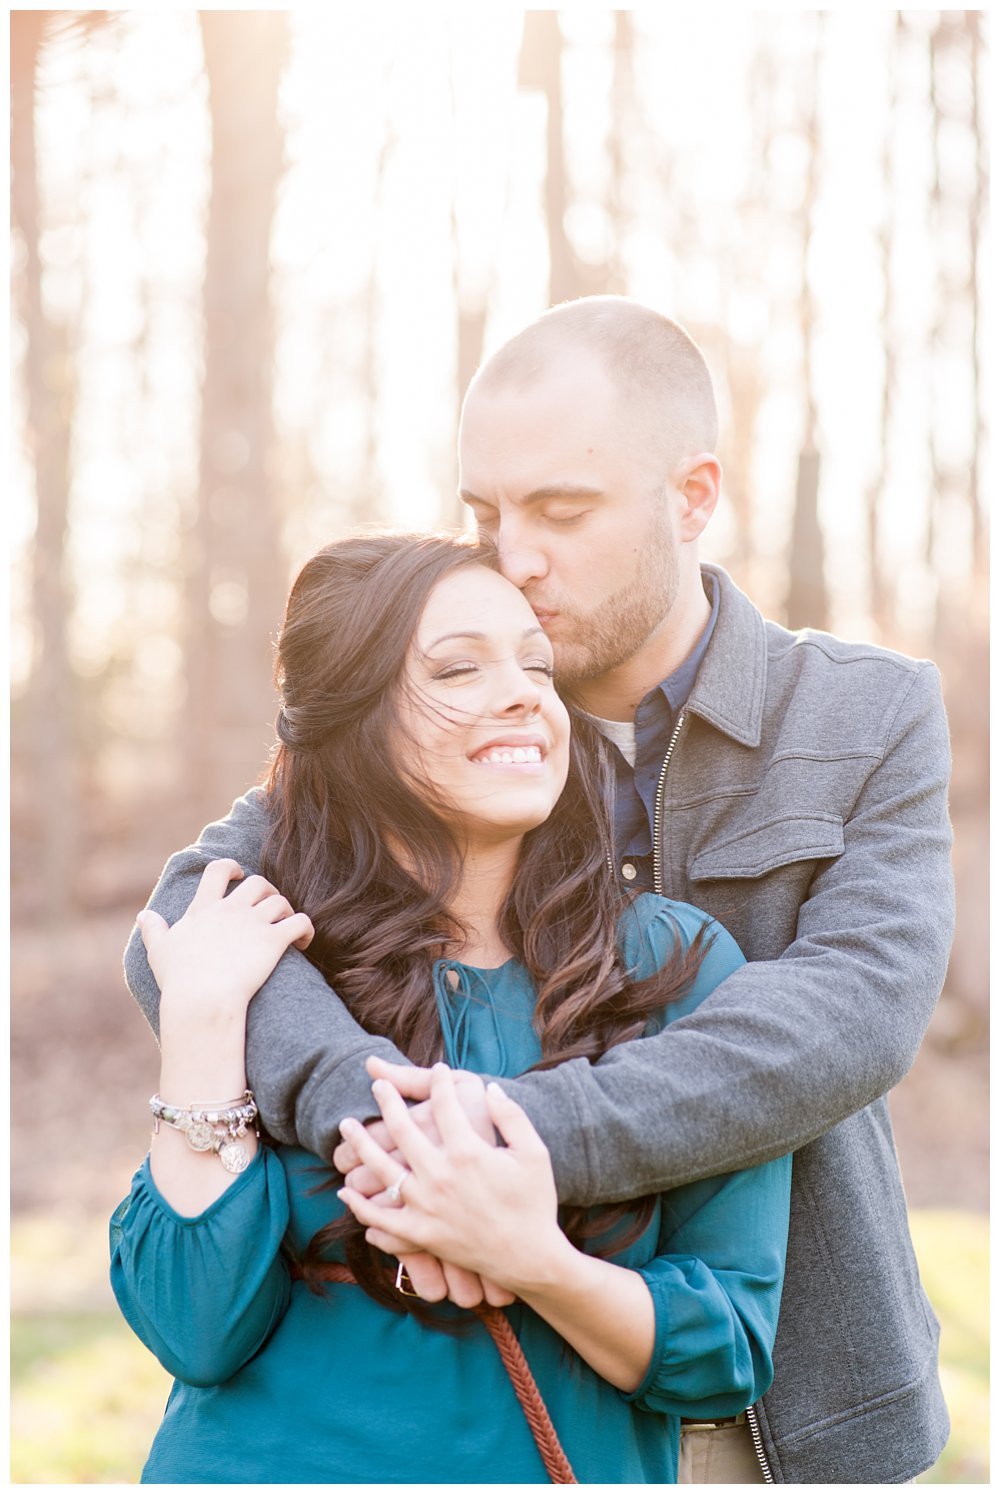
113, 297, 953, 1484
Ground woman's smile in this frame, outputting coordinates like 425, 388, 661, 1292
398, 564, 570, 843
470, 735, 547, 767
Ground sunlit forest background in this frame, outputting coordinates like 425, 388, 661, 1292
10, 9, 988, 1483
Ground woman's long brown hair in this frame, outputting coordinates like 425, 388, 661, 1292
261, 531, 708, 1324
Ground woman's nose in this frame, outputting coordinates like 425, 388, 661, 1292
492, 661, 543, 717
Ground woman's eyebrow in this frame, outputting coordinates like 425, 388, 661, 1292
426, 631, 487, 649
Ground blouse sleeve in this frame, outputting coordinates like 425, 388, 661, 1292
109, 1148, 292, 1387
618, 896, 792, 1417
626, 1155, 791, 1417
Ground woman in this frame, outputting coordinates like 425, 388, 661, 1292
111, 531, 790, 1484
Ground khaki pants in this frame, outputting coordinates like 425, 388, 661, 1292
677, 1421, 765, 1484
677, 1423, 923, 1483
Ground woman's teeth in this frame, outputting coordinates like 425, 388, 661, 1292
472, 745, 543, 765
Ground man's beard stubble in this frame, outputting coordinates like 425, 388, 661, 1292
546, 518, 681, 688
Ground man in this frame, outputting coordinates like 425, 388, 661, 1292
126, 297, 953, 1483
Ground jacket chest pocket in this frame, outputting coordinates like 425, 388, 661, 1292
686, 812, 844, 960
690, 811, 845, 881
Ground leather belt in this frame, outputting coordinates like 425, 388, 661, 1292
680, 1411, 748, 1429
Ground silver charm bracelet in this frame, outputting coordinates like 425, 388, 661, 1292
149, 1090, 259, 1174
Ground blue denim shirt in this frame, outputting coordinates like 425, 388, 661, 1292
612, 571, 720, 889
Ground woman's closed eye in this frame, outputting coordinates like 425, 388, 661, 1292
432, 658, 553, 683
434, 662, 480, 681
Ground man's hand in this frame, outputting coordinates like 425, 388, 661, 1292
332, 1059, 514, 1308
332, 1057, 438, 1180
338, 1069, 565, 1291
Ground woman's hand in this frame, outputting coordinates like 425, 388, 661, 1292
137, 858, 314, 1025
335, 1063, 516, 1309
340, 1066, 658, 1391
142, 860, 313, 1216
338, 1066, 573, 1296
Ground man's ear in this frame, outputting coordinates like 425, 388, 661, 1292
673, 453, 722, 541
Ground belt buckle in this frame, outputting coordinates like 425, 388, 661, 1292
394, 1262, 420, 1297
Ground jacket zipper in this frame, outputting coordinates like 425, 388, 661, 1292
652, 710, 686, 896
652, 710, 777, 1486
745, 1402, 775, 1483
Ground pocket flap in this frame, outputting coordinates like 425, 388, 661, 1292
690, 813, 845, 881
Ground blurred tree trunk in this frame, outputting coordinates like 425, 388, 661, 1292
446, 36, 493, 526
449, 130, 488, 522
924, 16, 946, 614
452, 279, 488, 518
187, 12, 289, 822
11, 10, 78, 922
455, 293, 488, 432
927, 13, 986, 586
718, 344, 763, 580
718, 38, 776, 580
518, 11, 585, 306
863, 14, 902, 636
785, 20, 828, 632
967, 10, 985, 567
354, 124, 393, 527
924, 12, 987, 644
605, 11, 635, 295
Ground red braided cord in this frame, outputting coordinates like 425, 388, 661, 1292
475, 1306, 578, 1484
289, 1262, 577, 1483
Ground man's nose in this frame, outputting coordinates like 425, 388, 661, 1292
496, 519, 548, 591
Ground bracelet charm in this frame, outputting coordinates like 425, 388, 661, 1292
185, 1119, 218, 1152
149, 1091, 258, 1172
218, 1140, 251, 1174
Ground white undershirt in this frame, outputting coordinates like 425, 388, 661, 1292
581, 711, 638, 768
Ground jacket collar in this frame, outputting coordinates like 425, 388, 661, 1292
685, 563, 768, 748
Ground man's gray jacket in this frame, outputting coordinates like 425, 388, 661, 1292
125, 563, 954, 1483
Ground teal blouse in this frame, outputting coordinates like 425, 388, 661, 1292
110, 896, 791, 1484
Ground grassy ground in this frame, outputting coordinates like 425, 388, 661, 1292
10, 1208, 988, 1483
908, 1211, 990, 1484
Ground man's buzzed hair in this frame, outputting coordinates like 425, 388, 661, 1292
471, 296, 718, 470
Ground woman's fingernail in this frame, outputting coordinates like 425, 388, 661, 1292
341, 1117, 359, 1132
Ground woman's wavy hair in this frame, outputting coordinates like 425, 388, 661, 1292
261, 530, 708, 1324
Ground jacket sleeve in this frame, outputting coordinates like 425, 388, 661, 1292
122, 788, 409, 1158
627, 1156, 790, 1418
606, 904, 790, 1417
109, 1150, 292, 1386
503, 663, 955, 1204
